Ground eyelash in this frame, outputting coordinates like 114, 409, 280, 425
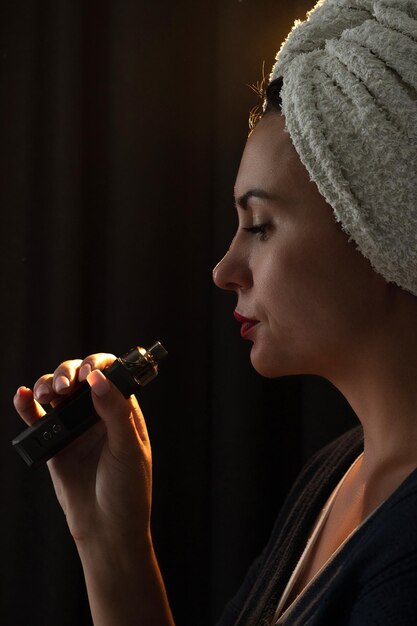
242, 223, 270, 241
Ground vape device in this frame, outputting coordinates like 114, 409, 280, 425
12, 341, 167, 469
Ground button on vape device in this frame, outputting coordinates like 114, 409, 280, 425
12, 341, 167, 469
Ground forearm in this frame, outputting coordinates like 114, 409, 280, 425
76, 531, 175, 626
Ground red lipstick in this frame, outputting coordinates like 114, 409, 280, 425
233, 311, 260, 339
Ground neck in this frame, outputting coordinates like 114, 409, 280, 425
328, 288, 417, 477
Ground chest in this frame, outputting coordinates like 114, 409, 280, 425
279, 455, 366, 616
284, 493, 364, 609
274, 455, 417, 624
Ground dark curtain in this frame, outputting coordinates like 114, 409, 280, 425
0, 1, 357, 625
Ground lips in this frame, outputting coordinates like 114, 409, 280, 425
233, 311, 260, 339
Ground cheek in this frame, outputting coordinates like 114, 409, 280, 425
249, 238, 367, 377
257, 238, 327, 310
257, 236, 357, 339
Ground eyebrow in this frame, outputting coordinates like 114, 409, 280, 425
234, 188, 276, 210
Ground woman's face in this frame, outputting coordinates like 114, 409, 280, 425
212, 112, 388, 379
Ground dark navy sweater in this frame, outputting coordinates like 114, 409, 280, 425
216, 426, 417, 625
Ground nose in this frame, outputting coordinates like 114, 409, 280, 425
212, 241, 251, 292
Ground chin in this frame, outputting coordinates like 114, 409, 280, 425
249, 344, 304, 378
249, 349, 286, 378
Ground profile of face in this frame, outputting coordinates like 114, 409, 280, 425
213, 112, 389, 381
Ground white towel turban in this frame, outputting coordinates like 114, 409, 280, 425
269, 0, 417, 297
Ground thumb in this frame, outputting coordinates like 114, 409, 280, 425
86, 369, 138, 455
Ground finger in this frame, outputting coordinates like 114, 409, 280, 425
85, 370, 149, 442
86, 369, 142, 457
33, 372, 77, 408
33, 374, 55, 404
32, 354, 117, 405
33, 362, 83, 404
129, 396, 150, 444
13, 387, 47, 427
33, 373, 80, 410
52, 359, 84, 394
78, 353, 117, 382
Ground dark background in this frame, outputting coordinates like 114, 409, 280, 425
0, 1, 357, 625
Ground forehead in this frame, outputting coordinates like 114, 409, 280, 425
234, 112, 310, 201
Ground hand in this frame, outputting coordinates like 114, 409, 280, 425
13, 353, 153, 547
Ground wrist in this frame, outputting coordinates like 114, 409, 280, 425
75, 525, 154, 582
74, 530, 174, 626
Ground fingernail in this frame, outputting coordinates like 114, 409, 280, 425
54, 376, 71, 393
79, 364, 92, 381
35, 383, 50, 400
15, 386, 29, 398
87, 370, 110, 397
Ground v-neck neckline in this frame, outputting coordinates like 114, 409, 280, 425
272, 456, 417, 625
273, 452, 365, 624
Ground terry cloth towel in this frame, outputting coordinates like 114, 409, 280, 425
269, 0, 417, 297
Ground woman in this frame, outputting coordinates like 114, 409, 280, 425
13, 0, 417, 623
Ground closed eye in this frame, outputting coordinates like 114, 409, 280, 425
242, 223, 271, 241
